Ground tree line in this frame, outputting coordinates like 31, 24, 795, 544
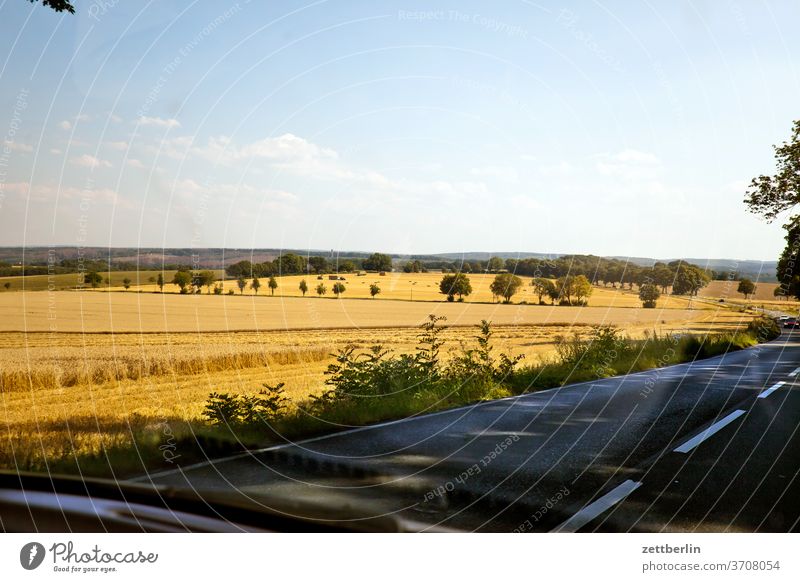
224, 252, 393, 278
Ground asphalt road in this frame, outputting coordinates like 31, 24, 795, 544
137, 331, 800, 532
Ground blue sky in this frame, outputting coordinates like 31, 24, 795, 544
1, 0, 798, 260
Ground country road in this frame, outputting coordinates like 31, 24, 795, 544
136, 331, 800, 532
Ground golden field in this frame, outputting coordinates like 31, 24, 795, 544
0, 273, 767, 477
698, 279, 800, 311
119, 270, 700, 308
1, 288, 715, 333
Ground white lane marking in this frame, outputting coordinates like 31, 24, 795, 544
552, 480, 642, 533
788, 368, 800, 377
673, 410, 746, 454
758, 381, 785, 399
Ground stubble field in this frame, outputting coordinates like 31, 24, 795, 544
0, 272, 769, 478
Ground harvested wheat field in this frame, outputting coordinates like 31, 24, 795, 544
698, 280, 782, 301
0, 285, 756, 477
3, 288, 715, 333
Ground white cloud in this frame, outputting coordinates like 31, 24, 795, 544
109, 114, 123, 123
8, 182, 123, 206
181, 133, 400, 195
139, 116, 181, 128
107, 141, 129, 150
188, 133, 338, 168
4, 141, 33, 153
58, 114, 91, 131
126, 159, 145, 168
160, 132, 498, 212
595, 149, 661, 180
470, 165, 520, 183
613, 149, 659, 164
70, 154, 112, 169
50, 148, 62, 155
0, 182, 29, 195
539, 160, 572, 176
509, 194, 541, 210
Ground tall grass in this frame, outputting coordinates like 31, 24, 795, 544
0, 346, 329, 392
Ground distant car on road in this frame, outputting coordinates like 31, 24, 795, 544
783, 319, 797, 328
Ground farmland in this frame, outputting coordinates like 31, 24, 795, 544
0, 271, 777, 479
0, 269, 210, 292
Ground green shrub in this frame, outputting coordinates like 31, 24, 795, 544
202, 383, 289, 427
202, 314, 778, 445
554, 326, 630, 372
746, 316, 780, 342
203, 392, 240, 427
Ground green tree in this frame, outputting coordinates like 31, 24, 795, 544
737, 278, 756, 299
251, 276, 261, 295
172, 270, 192, 293
338, 260, 356, 273
332, 282, 346, 297
299, 279, 308, 296
3, 282, 10, 290
776, 222, 800, 299
369, 283, 381, 298
554, 275, 592, 305
275, 253, 306, 275
156, 273, 164, 292
27, 0, 74, 13
487, 256, 504, 273
195, 270, 216, 293
530, 277, 555, 304
672, 264, 710, 296
364, 253, 393, 272
490, 273, 523, 303
571, 274, 593, 305
83, 271, 103, 288
745, 120, 800, 295
316, 283, 327, 297
268, 275, 278, 295
236, 276, 247, 294
439, 273, 472, 301
403, 260, 424, 273
226, 260, 253, 279
638, 283, 661, 308
745, 120, 800, 222
653, 266, 674, 293
122, 277, 132, 290
308, 256, 329, 274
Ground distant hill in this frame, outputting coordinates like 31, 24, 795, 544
430, 252, 777, 281
0, 246, 778, 281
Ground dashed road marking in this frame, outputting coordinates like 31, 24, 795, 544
552, 480, 642, 533
788, 368, 800, 377
758, 381, 785, 399
674, 410, 746, 454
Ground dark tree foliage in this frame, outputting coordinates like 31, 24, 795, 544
28, 0, 75, 13
363, 253, 392, 272
777, 222, 800, 299
745, 120, 800, 289
745, 120, 800, 223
